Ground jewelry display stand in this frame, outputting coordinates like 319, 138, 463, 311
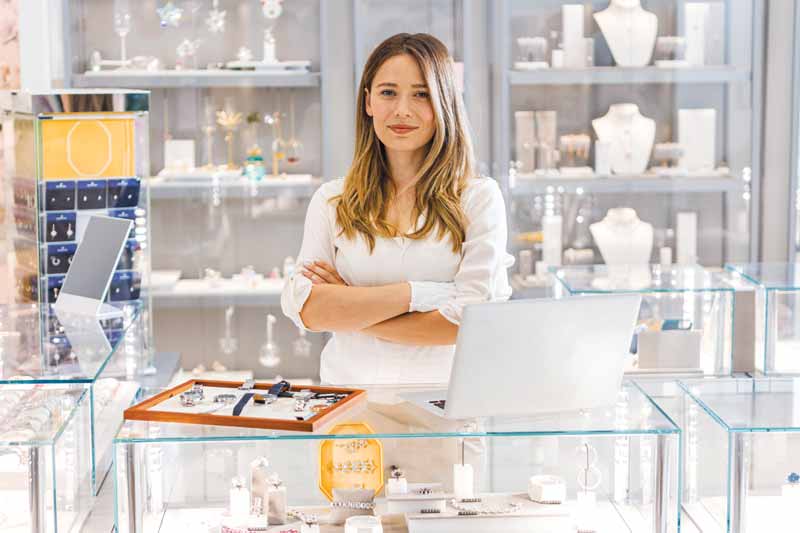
589, 208, 653, 289
591, 104, 656, 175
593, 0, 658, 67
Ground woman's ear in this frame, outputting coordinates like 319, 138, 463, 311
364, 87, 373, 117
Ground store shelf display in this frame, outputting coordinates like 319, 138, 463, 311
498, 0, 760, 270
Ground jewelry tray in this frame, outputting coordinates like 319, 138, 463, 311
123, 379, 366, 432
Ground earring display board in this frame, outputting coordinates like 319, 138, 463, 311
124, 379, 366, 432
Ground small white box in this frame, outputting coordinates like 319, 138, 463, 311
164, 139, 196, 172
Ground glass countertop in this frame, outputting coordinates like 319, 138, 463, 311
680, 377, 800, 432
0, 386, 87, 446
553, 264, 734, 294
725, 262, 800, 290
0, 302, 140, 384
115, 382, 678, 444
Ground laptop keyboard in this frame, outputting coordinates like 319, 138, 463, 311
429, 400, 446, 410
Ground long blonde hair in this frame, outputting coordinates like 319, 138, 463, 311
333, 33, 475, 253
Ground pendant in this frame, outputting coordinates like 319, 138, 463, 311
157, 1, 183, 28
206, 0, 226, 33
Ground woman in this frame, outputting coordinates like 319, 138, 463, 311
281, 33, 513, 385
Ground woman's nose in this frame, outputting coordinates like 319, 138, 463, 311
393, 96, 413, 117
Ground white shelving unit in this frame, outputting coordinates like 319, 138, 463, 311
511, 174, 744, 195
494, 0, 765, 266
146, 278, 284, 308
146, 176, 321, 200
508, 66, 750, 86
73, 70, 320, 89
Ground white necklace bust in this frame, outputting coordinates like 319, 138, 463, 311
590, 207, 653, 289
593, 0, 658, 67
592, 103, 655, 175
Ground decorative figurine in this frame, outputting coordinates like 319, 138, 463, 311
219, 306, 238, 355
261, 0, 284, 19
206, 0, 226, 33
259, 314, 281, 368
216, 103, 244, 170
156, 1, 183, 27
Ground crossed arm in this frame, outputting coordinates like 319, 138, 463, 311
298, 261, 458, 346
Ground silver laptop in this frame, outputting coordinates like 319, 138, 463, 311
405, 294, 642, 419
53, 215, 133, 319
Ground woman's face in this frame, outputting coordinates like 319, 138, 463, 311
365, 54, 436, 156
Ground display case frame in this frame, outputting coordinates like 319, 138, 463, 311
0, 302, 144, 494
553, 264, 736, 376
0, 385, 92, 533
725, 262, 800, 375
113, 382, 681, 533
640, 377, 800, 533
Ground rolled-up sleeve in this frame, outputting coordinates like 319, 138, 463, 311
281, 185, 337, 330
438, 178, 514, 325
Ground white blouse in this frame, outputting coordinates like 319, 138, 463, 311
281, 177, 514, 385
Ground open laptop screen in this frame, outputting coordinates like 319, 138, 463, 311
59, 216, 132, 300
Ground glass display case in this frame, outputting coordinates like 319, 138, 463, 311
114, 383, 680, 533
0, 302, 144, 492
553, 264, 735, 375
641, 377, 800, 533
725, 262, 800, 374
0, 385, 91, 533
494, 0, 763, 273
0, 89, 155, 371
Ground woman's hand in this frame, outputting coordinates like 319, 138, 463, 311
302, 261, 348, 286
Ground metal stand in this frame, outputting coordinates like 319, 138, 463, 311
28, 447, 45, 532
730, 433, 750, 533
654, 434, 671, 533
126, 443, 140, 533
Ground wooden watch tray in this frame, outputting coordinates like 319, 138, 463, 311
123, 379, 366, 432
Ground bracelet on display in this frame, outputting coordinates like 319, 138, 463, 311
287, 508, 319, 525
330, 500, 376, 511
450, 499, 522, 516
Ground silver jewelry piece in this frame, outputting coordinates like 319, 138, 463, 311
214, 393, 237, 404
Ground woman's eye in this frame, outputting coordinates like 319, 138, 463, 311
414, 91, 429, 98
380, 89, 396, 97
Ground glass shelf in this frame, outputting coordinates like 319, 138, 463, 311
115, 382, 677, 444
682, 377, 800, 432
554, 264, 734, 295
726, 262, 800, 291
0, 302, 143, 384
553, 265, 735, 375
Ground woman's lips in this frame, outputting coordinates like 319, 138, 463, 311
388, 125, 418, 134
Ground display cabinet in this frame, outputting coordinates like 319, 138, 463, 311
114, 383, 679, 533
553, 264, 735, 375
61, 0, 334, 379
641, 377, 800, 533
0, 302, 144, 493
493, 0, 764, 274
724, 262, 800, 374
0, 385, 92, 533
0, 89, 155, 374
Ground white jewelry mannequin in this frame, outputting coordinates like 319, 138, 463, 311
589, 207, 653, 289
592, 104, 655, 175
593, 0, 658, 67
